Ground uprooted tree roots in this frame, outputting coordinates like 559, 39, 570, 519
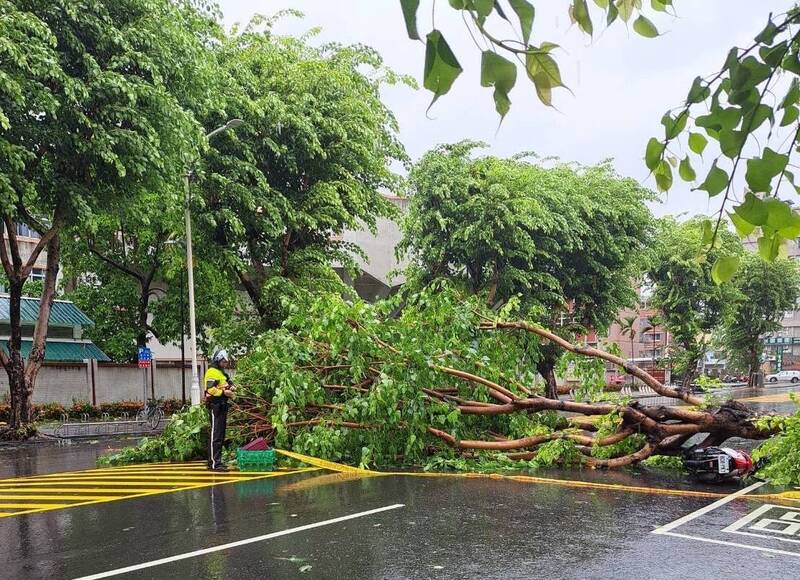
227, 290, 778, 471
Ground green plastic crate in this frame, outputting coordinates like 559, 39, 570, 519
236, 448, 276, 472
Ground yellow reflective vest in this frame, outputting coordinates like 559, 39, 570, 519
204, 367, 230, 398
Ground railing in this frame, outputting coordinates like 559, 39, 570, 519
52, 410, 165, 438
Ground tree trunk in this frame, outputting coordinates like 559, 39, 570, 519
7, 276, 29, 429
537, 358, 559, 400
136, 285, 150, 350
17, 235, 61, 428
6, 235, 60, 430
747, 348, 760, 388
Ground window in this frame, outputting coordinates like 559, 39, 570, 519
14, 223, 41, 239
29, 268, 46, 282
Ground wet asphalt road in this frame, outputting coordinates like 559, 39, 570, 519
0, 384, 798, 580
0, 441, 797, 579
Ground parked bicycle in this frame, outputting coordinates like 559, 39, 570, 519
137, 398, 164, 430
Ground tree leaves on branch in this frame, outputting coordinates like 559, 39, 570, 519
647, 7, 800, 279
400, 0, 668, 115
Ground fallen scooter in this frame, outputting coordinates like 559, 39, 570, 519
683, 446, 755, 483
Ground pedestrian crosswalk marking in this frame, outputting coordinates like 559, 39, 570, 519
0, 463, 315, 519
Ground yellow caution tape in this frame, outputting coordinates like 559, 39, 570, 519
274, 449, 380, 475
275, 448, 800, 502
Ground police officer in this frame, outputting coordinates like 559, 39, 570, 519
205, 349, 235, 471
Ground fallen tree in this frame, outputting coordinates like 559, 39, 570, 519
224, 286, 779, 471
101, 285, 792, 475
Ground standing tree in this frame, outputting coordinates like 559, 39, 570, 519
60, 194, 240, 361
718, 254, 800, 386
649, 217, 743, 389
194, 16, 410, 333
617, 315, 638, 364
0, 0, 213, 430
400, 143, 654, 398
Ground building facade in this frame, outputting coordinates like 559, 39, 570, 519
1, 223, 48, 291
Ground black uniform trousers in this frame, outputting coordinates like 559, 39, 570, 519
207, 396, 228, 469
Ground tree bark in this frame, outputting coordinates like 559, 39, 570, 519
537, 358, 559, 400
17, 234, 61, 427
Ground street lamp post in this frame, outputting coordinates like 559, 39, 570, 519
185, 119, 243, 405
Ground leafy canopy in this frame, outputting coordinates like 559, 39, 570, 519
717, 253, 800, 376
400, 142, 654, 333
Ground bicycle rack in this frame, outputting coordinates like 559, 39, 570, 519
52, 411, 165, 439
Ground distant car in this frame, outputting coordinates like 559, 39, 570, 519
766, 370, 800, 383
608, 376, 625, 386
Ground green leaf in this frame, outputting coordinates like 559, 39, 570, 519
400, 0, 421, 40
508, 0, 535, 45
526, 49, 565, 107
781, 79, 800, 110
617, 0, 635, 22
700, 218, 714, 245
688, 132, 708, 156
423, 30, 463, 110
593, 0, 609, 7
758, 233, 782, 261
686, 77, 710, 104
645, 137, 665, 171
782, 51, 800, 75
573, 0, 593, 35
729, 211, 756, 237
696, 162, 729, 197
711, 255, 740, 284
781, 106, 799, 127
778, 211, 800, 239
480, 51, 517, 119
606, 1, 619, 25
633, 15, 659, 38
755, 19, 778, 45
678, 156, 696, 182
472, 0, 495, 19
661, 111, 687, 140
654, 159, 673, 192
735, 192, 768, 227
764, 197, 794, 230
651, 0, 668, 12
742, 104, 774, 133
719, 129, 746, 158
745, 148, 789, 193
761, 41, 788, 67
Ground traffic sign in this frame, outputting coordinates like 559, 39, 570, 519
138, 347, 152, 369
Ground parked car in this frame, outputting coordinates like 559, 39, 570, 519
608, 375, 625, 386
766, 370, 800, 383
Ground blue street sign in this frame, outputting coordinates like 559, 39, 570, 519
138, 347, 152, 364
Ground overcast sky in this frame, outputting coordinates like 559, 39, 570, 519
218, 1, 787, 217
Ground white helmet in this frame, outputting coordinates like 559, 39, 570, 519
212, 349, 229, 364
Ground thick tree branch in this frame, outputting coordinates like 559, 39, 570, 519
88, 241, 144, 282
484, 320, 704, 405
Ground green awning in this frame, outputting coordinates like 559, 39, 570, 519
0, 296, 94, 327
1, 340, 111, 362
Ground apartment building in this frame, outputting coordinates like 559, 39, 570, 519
0, 223, 48, 290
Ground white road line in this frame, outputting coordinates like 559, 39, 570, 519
660, 531, 800, 558
721, 503, 775, 534
72, 503, 405, 580
652, 480, 766, 534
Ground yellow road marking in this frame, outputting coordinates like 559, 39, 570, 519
24, 471, 258, 480
0, 481, 190, 488
0, 503, 70, 509
0, 488, 150, 494
0, 495, 132, 501
0, 468, 316, 519
9, 475, 250, 482
740, 392, 798, 403
276, 449, 800, 503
